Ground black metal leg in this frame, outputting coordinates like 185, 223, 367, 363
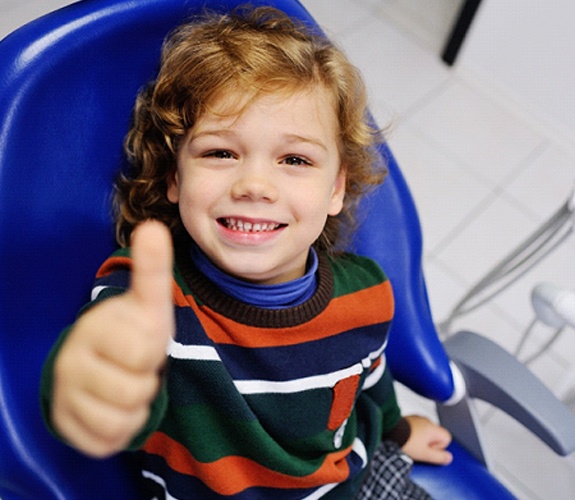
442, 0, 483, 66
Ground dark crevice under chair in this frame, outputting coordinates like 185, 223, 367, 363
1, 1, 574, 498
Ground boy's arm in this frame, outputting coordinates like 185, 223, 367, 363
41, 221, 174, 458
371, 359, 452, 465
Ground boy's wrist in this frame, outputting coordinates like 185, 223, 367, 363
382, 416, 411, 447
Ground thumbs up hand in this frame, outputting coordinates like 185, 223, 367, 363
52, 221, 175, 458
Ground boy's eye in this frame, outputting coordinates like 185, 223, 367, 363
205, 150, 235, 159
283, 155, 312, 166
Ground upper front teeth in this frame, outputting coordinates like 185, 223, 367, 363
225, 218, 279, 232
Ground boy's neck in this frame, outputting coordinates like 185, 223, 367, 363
190, 243, 318, 309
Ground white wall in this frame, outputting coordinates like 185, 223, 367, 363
457, 0, 575, 146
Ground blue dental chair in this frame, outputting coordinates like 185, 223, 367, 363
1, 0, 574, 498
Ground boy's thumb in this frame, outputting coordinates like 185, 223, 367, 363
130, 220, 174, 318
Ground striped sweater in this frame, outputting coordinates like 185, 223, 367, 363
42, 249, 403, 499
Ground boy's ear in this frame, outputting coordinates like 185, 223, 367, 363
328, 167, 347, 216
167, 170, 179, 203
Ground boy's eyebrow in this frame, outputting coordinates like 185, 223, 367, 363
189, 129, 233, 141
284, 133, 328, 152
191, 129, 328, 151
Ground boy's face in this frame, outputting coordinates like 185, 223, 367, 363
168, 87, 345, 284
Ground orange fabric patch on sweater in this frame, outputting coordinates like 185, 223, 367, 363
327, 375, 361, 431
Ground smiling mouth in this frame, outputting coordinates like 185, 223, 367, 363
218, 217, 286, 233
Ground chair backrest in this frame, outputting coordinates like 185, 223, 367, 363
0, 0, 453, 496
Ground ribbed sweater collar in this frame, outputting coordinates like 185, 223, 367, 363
176, 247, 334, 328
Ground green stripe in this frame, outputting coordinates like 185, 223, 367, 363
329, 253, 387, 298
159, 403, 349, 476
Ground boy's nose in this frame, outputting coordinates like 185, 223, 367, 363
231, 165, 279, 203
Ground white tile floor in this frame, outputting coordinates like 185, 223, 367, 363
304, 2, 575, 499
2, 1, 575, 498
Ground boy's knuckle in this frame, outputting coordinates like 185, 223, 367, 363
98, 410, 142, 446
120, 339, 159, 372
114, 375, 158, 410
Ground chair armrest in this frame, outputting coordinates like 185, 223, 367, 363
443, 330, 575, 457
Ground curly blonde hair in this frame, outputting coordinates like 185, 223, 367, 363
115, 5, 386, 251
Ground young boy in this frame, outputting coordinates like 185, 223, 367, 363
41, 6, 452, 498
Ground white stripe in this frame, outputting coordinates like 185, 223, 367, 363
168, 340, 220, 361
237, 339, 388, 395
142, 470, 179, 500
362, 356, 386, 390
91, 285, 109, 301
301, 482, 339, 499
166, 339, 388, 395
352, 437, 369, 468
361, 339, 387, 369
235, 363, 364, 394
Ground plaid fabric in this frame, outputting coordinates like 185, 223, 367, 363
357, 441, 432, 500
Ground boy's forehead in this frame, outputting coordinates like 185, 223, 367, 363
203, 87, 256, 117
199, 84, 338, 124
187, 87, 342, 158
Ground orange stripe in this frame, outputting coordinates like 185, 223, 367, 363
173, 283, 189, 308
143, 432, 351, 495
96, 256, 132, 278
96, 255, 183, 302
98, 256, 393, 348
178, 280, 393, 348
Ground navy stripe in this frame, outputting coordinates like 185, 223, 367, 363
93, 269, 130, 290
174, 306, 213, 345
214, 322, 389, 383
